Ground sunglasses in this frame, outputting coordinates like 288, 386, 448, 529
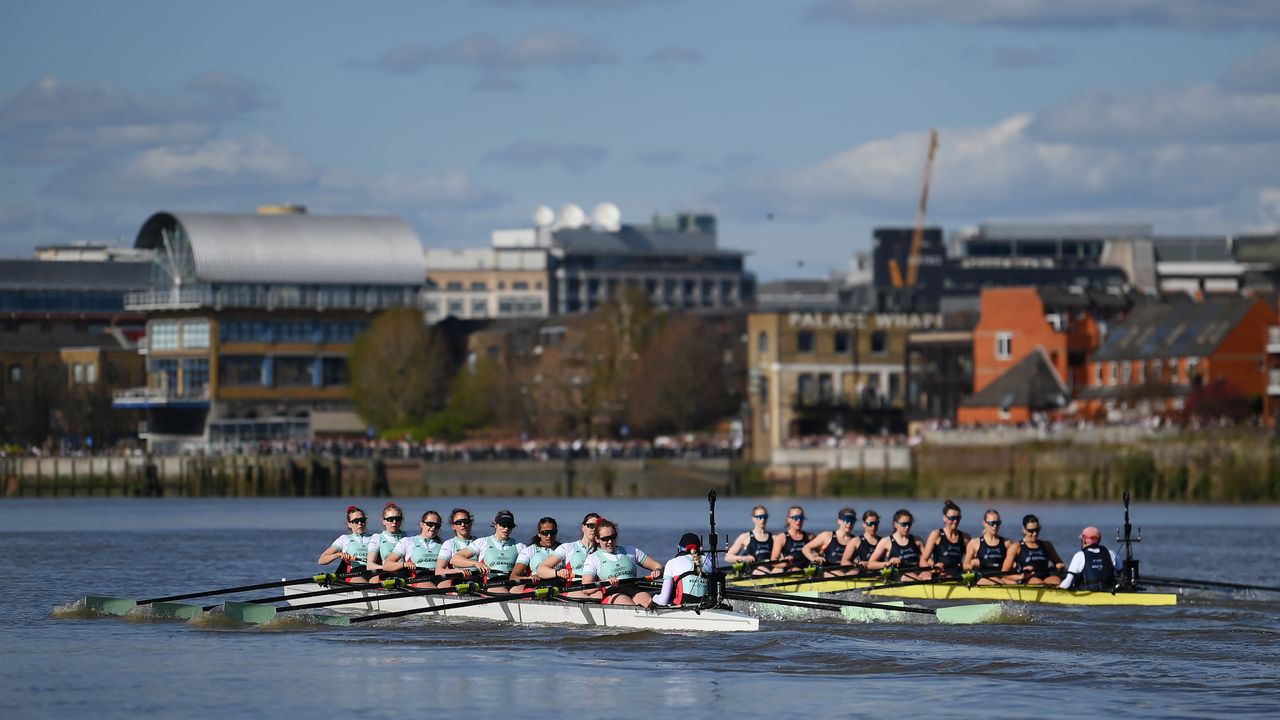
840, 515, 856, 523
583, 522, 597, 528
384, 516, 403, 522
452, 519, 473, 526
986, 520, 1002, 527
422, 521, 441, 529
597, 534, 618, 542
897, 521, 913, 527
945, 514, 961, 522
496, 521, 516, 529
1024, 527, 1040, 534
753, 514, 768, 520
538, 529, 557, 537
349, 517, 367, 523
789, 515, 806, 521
865, 520, 879, 527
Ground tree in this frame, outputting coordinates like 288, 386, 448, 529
348, 309, 454, 431
1183, 379, 1252, 423
626, 314, 740, 436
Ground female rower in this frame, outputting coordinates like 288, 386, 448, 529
536, 512, 600, 584
581, 519, 663, 607
841, 509, 882, 570
451, 510, 525, 592
802, 507, 859, 574
921, 500, 969, 578
964, 509, 1013, 584
725, 505, 773, 573
511, 517, 559, 590
654, 532, 713, 607
434, 507, 477, 587
382, 510, 444, 588
866, 509, 929, 581
364, 502, 407, 582
318, 505, 373, 582
1001, 514, 1066, 585
770, 505, 814, 572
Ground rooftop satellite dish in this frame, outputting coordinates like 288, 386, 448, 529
592, 202, 621, 232
533, 205, 555, 227
556, 203, 586, 229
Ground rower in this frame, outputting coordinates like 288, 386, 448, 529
725, 505, 773, 573
580, 519, 663, 607
963, 509, 1012, 584
921, 500, 969, 579
511, 517, 559, 590
364, 502, 407, 582
770, 505, 814, 572
451, 510, 525, 592
536, 512, 600, 587
382, 510, 445, 588
866, 509, 928, 580
842, 510, 882, 570
318, 505, 373, 582
1060, 526, 1121, 591
433, 507, 477, 588
654, 533, 713, 607
1001, 514, 1066, 585
801, 507, 858, 574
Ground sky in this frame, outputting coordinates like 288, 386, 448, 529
2, 0, 1279, 280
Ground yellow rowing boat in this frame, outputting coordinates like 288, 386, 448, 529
729, 576, 1178, 606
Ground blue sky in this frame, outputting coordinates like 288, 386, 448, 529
2, 0, 1278, 279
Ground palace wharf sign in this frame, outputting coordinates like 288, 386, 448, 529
786, 312, 945, 330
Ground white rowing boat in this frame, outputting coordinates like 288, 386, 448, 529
279, 583, 760, 632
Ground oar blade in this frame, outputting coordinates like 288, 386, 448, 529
84, 596, 137, 616
935, 603, 1004, 625
840, 600, 909, 623
222, 601, 279, 625
152, 602, 204, 620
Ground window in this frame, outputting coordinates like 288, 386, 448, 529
513, 281, 529, 290
445, 281, 463, 291
181, 319, 210, 349
870, 331, 889, 356
834, 332, 850, 354
1092, 363, 1102, 387
86, 362, 97, 384
889, 372, 901, 401
797, 373, 814, 402
182, 358, 209, 395
274, 357, 314, 386
219, 356, 263, 386
1109, 362, 1118, 385
1121, 361, 1131, 383
758, 375, 769, 405
471, 299, 487, 316
757, 331, 768, 354
797, 331, 815, 354
322, 357, 348, 386
447, 300, 463, 316
151, 358, 178, 392
470, 281, 486, 291
150, 321, 179, 351
818, 374, 833, 403
995, 332, 1013, 360
72, 363, 84, 383
8, 364, 20, 383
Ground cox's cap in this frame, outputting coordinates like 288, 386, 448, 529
678, 532, 701, 552
1080, 526, 1101, 541
494, 510, 517, 528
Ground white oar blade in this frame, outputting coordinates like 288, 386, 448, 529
152, 602, 204, 620
936, 603, 1004, 624
84, 596, 137, 616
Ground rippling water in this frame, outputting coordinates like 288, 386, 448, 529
3, 497, 1278, 718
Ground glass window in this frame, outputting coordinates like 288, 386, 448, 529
447, 300, 463, 316
150, 321, 179, 351
871, 331, 889, 356
470, 281, 486, 291
321, 357, 348, 386
758, 375, 769, 405
10, 363, 24, 382
1092, 363, 1102, 387
182, 358, 209, 395
797, 331, 815, 354
151, 358, 178, 392
995, 332, 1012, 360
446, 281, 463, 291
513, 281, 529, 290
72, 363, 84, 383
181, 319, 210, 349
274, 357, 314, 387
219, 356, 263, 386
818, 374, 833, 403
797, 373, 814, 402
471, 300, 487, 316
757, 331, 768, 354
86, 362, 97, 384
834, 332, 850, 354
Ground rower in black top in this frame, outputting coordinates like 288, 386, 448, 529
802, 506, 860, 573
921, 500, 970, 578
770, 505, 814, 572
964, 509, 1013, 584
848, 510, 882, 568
725, 505, 775, 574
867, 509, 929, 580
1000, 514, 1066, 585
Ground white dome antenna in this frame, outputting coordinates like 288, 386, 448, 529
592, 202, 621, 232
533, 205, 555, 227
556, 203, 586, 229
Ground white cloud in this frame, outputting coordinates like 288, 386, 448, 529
807, 0, 1280, 30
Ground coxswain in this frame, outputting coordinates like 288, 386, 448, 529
1059, 526, 1120, 591
801, 507, 859, 574
511, 517, 560, 590
382, 510, 444, 588
318, 505, 373, 582
580, 519, 663, 607
451, 510, 525, 592
653, 533, 713, 607
841, 509, 882, 570
725, 505, 773, 574
433, 507, 477, 588
536, 512, 600, 587
1001, 514, 1066, 585
920, 500, 969, 578
364, 502, 407, 582
770, 505, 814, 572
963, 509, 1013, 584
866, 509, 928, 581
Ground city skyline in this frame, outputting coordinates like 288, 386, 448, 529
2, 1, 1278, 279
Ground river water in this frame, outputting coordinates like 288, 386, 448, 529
2, 496, 1277, 718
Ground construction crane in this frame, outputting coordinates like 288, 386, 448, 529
889, 129, 939, 288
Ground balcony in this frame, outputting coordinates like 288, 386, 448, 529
1269, 369, 1280, 397
113, 387, 211, 409
125, 285, 420, 313
1269, 326, 1280, 354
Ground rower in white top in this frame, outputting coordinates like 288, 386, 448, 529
536, 512, 601, 596
580, 518, 662, 607
433, 507, 477, 588
450, 509, 526, 592
382, 510, 445, 588
364, 502, 407, 582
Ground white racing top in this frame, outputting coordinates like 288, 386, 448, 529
581, 546, 651, 579
654, 553, 713, 606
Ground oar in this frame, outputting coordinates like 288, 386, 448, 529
84, 571, 363, 617
724, 586, 1001, 625
219, 577, 504, 625
1139, 576, 1280, 594
732, 564, 886, 590
868, 567, 1032, 592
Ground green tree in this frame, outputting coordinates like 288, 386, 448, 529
626, 314, 739, 436
348, 309, 454, 431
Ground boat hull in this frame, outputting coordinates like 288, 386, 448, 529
730, 577, 1178, 606
280, 584, 759, 632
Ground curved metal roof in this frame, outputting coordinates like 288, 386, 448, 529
135, 212, 426, 285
